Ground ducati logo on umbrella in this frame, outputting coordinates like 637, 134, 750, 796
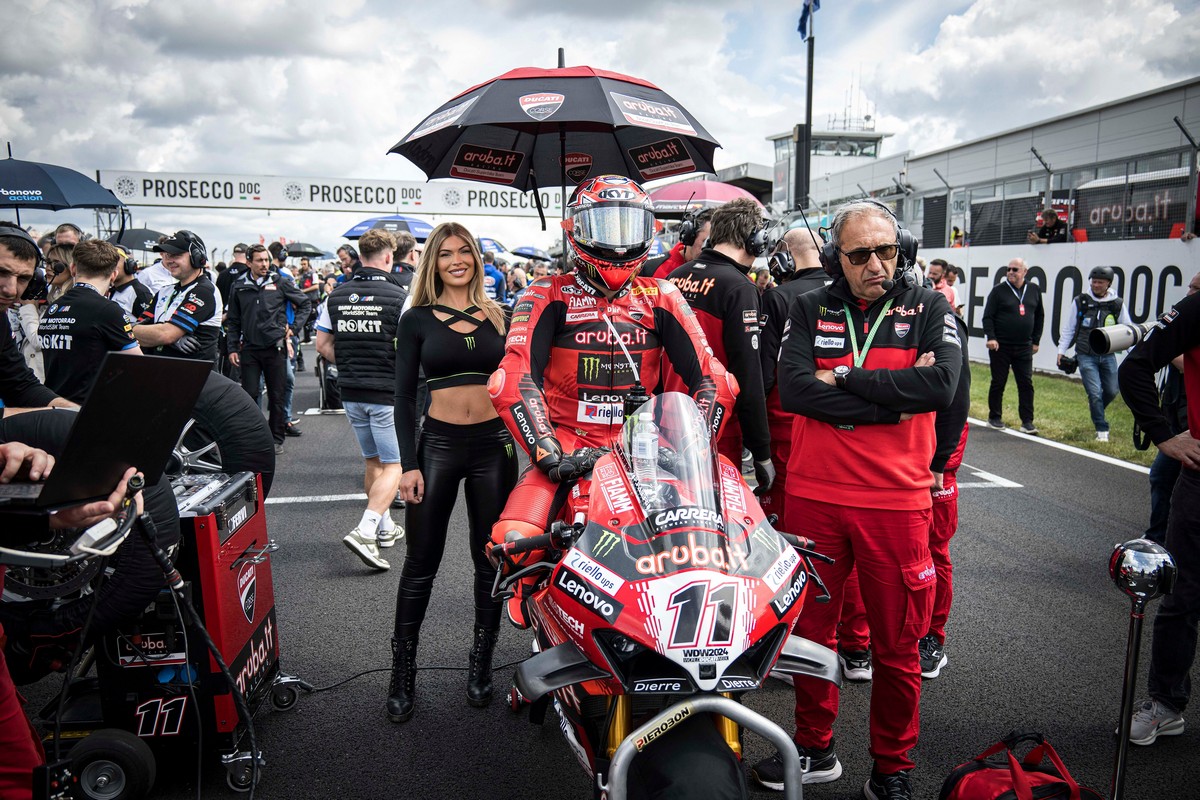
562, 152, 592, 182
520, 93, 565, 121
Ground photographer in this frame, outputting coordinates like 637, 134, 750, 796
1118, 287, 1200, 746
1057, 266, 1132, 441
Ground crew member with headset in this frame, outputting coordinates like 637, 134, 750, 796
226, 243, 312, 452
1119, 284, 1200, 748
758, 226, 829, 523
665, 197, 774, 493
133, 230, 223, 362
643, 207, 713, 279
39, 240, 142, 404
107, 245, 154, 320
0, 223, 73, 411
755, 199, 961, 798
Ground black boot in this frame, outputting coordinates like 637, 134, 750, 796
387, 636, 417, 722
466, 626, 499, 708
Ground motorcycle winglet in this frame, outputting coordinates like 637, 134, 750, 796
513, 641, 610, 702
772, 636, 842, 688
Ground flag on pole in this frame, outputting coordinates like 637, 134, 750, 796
798, 0, 820, 41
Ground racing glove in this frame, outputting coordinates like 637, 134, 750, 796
753, 459, 776, 496
546, 447, 606, 483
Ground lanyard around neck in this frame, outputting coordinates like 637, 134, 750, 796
843, 299, 893, 367
1008, 282, 1027, 304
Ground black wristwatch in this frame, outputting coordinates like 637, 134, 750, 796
833, 365, 851, 389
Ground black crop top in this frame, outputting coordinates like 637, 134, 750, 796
394, 305, 507, 469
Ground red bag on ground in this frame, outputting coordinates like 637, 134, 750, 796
940, 731, 1104, 800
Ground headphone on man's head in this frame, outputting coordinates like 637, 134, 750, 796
819, 199, 918, 278
0, 226, 49, 300
340, 245, 359, 262
679, 211, 701, 247
767, 244, 795, 281
173, 230, 207, 269
744, 220, 770, 258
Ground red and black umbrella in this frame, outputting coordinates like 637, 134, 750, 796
389, 64, 720, 225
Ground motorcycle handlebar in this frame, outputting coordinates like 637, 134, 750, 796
776, 531, 835, 565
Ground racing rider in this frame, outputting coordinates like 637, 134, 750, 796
487, 175, 737, 626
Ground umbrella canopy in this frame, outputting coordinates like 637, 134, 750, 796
648, 179, 762, 217
342, 214, 434, 241
512, 245, 550, 261
281, 242, 325, 258
389, 65, 719, 206
477, 237, 508, 255
0, 156, 123, 212
107, 227, 168, 252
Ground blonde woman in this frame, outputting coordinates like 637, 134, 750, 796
388, 222, 516, 722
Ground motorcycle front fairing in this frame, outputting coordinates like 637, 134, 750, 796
528, 393, 812, 697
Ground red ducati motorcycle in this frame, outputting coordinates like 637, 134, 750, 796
491, 393, 840, 800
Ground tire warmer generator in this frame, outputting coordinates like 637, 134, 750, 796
36, 472, 307, 798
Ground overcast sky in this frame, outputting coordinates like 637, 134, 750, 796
4, 0, 1199, 261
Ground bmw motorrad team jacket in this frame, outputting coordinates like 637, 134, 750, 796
226, 271, 312, 352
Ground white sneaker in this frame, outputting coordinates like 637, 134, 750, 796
1096, 431, 1109, 442
343, 527, 390, 570
1128, 699, 1185, 745
377, 525, 405, 548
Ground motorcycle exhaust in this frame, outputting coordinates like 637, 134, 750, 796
1109, 538, 1176, 800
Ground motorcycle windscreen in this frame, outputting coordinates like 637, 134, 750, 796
615, 392, 720, 529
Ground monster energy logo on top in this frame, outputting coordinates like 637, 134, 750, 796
576, 353, 641, 385
593, 530, 621, 558
464, 336, 476, 350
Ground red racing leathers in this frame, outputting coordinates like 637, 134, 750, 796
489, 270, 736, 536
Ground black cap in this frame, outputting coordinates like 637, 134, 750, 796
233, 243, 248, 254
153, 230, 202, 255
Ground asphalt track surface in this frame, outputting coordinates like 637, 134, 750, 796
22, 354, 1194, 799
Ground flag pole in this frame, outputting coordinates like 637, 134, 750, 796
802, 3, 816, 212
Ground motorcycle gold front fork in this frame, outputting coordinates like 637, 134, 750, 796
605, 694, 742, 759
716, 692, 742, 758
606, 696, 632, 759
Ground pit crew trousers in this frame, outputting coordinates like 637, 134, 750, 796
786, 494, 934, 774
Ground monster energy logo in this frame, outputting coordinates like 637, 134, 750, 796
580, 356, 601, 382
752, 527, 778, 550
593, 530, 620, 558
505, 442, 514, 459
464, 336, 476, 350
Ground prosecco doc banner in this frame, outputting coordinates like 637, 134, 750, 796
97, 170, 563, 218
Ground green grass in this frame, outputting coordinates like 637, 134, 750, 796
968, 363, 1155, 467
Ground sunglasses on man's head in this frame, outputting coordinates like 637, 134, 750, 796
839, 243, 899, 266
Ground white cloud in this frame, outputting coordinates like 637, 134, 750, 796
2, 0, 1197, 254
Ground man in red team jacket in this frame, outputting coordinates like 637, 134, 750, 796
752, 200, 960, 800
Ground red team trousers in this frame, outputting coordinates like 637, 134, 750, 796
837, 468, 959, 650
786, 495, 935, 774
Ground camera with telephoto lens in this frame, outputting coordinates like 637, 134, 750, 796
1088, 321, 1157, 355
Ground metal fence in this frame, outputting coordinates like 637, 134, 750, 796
904, 146, 1197, 248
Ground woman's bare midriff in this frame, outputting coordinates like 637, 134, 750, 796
427, 384, 498, 426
